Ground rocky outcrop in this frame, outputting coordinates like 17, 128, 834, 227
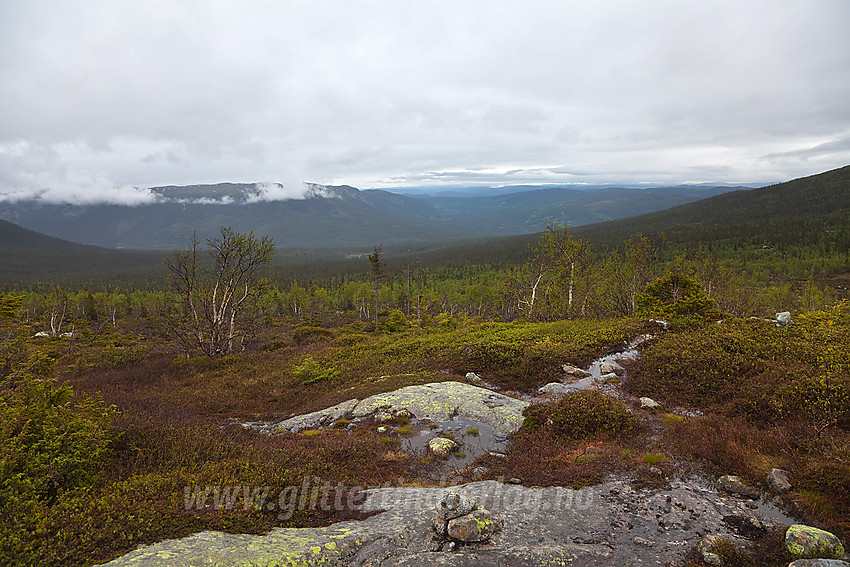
267, 398, 360, 433
640, 397, 662, 409
102, 478, 798, 567
263, 382, 530, 437
785, 525, 845, 559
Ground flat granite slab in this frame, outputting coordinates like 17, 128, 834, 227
266, 381, 530, 437
100, 478, 794, 566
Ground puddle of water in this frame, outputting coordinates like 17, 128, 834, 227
673, 478, 801, 527
401, 415, 507, 474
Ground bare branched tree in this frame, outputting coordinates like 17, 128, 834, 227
165, 227, 275, 357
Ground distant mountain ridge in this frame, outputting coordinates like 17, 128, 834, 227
0, 182, 742, 250
1, 167, 847, 285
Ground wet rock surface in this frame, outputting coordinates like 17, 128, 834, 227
102, 478, 800, 566
717, 474, 760, 499
248, 381, 530, 438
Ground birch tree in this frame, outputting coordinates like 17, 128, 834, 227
165, 227, 275, 357
540, 222, 590, 319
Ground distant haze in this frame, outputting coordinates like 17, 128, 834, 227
1, 1, 849, 205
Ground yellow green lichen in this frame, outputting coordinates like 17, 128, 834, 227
785, 524, 845, 559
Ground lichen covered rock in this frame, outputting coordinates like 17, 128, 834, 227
447, 508, 501, 543
717, 475, 759, 499
697, 535, 724, 566
785, 525, 845, 559
428, 437, 459, 456
439, 491, 480, 520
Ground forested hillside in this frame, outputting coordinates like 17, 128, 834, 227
0, 183, 737, 249
577, 165, 850, 256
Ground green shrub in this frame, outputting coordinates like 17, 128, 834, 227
0, 368, 119, 564
522, 390, 636, 439
292, 355, 339, 386
384, 310, 409, 333
292, 325, 333, 345
636, 272, 716, 318
793, 377, 850, 437
1, 364, 119, 506
642, 453, 665, 465
71, 344, 149, 372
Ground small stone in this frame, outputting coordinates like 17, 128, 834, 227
633, 537, 654, 547
562, 364, 590, 378
767, 468, 792, 494
698, 535, 724, 566
640, 397, 661, 409
471, 466, 488, 479
439, 491, 480, 520
776, 311, 792, 326
594, 372, 618, 384
376, 426, 387, 433
722, 514, 766, 539
431, 517, 448, 537
428, 437, 459, 456
538, 382, 573, 396
465, 372, 482, 382
447, 509, 501, 542
717, 475, 759, 499
508, 478, 523, 485
600, 360, 625, 375
785, 525, 845, 559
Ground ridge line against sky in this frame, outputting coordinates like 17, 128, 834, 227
1, 0, 849, 205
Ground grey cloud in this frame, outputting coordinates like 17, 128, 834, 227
763, 136, 850, 160
1, 0, 849, 202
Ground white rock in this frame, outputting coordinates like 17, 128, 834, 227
538, 382, 573, 396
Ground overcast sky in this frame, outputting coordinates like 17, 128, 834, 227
1, 1, 849, 203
